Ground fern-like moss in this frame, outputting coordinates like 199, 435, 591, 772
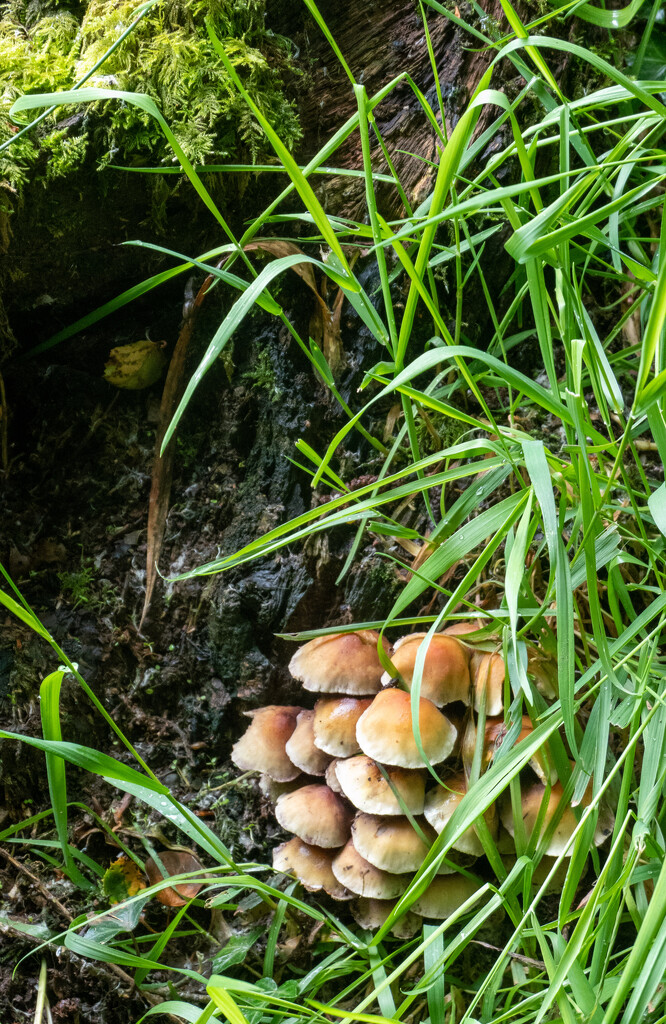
0, 0, 301, 208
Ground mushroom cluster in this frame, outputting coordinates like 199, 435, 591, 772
231, 628, 612, 932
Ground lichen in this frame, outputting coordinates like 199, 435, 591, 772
0, 0, 301, 209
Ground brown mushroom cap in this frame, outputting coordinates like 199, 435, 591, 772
335, 755, 426, 816
499, 778, 614, 856
442, 620, 484, 637
351, 813, 437, 873
275, 784, 354, 848
383, 633, 471, 707
514, 717, 557, 784
472, 652, 505, 716
258, 774, 303, 804
285, 710, 333, 776
411, 875, 481, 919
231, 705, 302, 782
325, 759, 344, 794
273, 837, 352, 900
462, 716, 557, 785
527, 646, 558, 699
351, 898, 422, 937
331, 840, 410, 899
289, 631, 389, 695
313, 697, 373, 757
356, 688, 457, 768
423, 773, 499, 856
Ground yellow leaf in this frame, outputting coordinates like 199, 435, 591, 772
102, 856, 146, 905
104, 339, 167, 390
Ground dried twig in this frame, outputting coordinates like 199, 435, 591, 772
140, 271, 216, 628
0, 846, 72, 921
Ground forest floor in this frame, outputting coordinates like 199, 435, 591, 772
0, 302, 277, 1021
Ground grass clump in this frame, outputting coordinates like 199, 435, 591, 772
5, 0, 666, 1022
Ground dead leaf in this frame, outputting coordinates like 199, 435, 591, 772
9, 546, 30, 578
32, 538, 67, 565
384, 403, 402, 442
311, 280, 346, 372
145, 850, 204, 907
248, 239, 347, 372
244, 239, 320, 297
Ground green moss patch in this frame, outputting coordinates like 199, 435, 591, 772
0, 0, 301, 201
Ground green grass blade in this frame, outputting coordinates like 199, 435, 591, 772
161, 251, 352, 453
39, 671, 89, 889
10, 89, 238, 241
205, 20, 355, 281
395, 67, 493, 369
602, 855, 666, 1023
561, 0, 648, 28
523, 441, 576, 751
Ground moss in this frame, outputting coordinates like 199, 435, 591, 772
0, 0, 301, 209
414, 405, 467, 455
241, 346, 282, 402
58, 557, 119, 610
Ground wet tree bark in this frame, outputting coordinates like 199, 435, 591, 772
288, 0, 512, 218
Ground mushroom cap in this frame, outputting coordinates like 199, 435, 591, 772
351, 898, 422, 938
289, 631, 389, 695
463, 715, 506, 771
499, 778, 614, 856
472, 652, 505, 716
273, 837, 352, 900
411, 875, 480, 920
331, 840, 410, 899
356, 688, 457, 768
231, 705, 302, 782
514, 716, 557, 784
285, 710, 333, 776
423, 773, 498, 856
351, 813, 437, 873
527, 645, 558, 699
275, 784, 354, 848
442, 620, 484, 637
313, 697, 372, 757
325, 759, 344, 794
335, 755, 426, 816
382, 633, 470, 707
462, 716, 557, 785
258, 774, 303, 804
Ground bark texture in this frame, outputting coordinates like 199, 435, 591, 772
293, 0, 507, 216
